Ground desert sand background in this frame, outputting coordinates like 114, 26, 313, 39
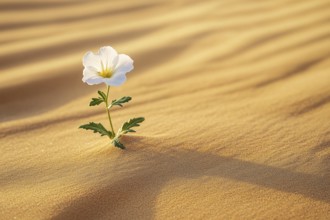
1, 0, 330, 219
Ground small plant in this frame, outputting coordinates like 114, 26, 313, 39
79, 46, 144, 149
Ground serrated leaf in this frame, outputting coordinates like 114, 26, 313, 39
89, 97, 104, 106
98, 90, 107, 101
121, 117, 145, 134
79, 122, 113, 137
112, 138, 125, 149
109, 96, 132, 108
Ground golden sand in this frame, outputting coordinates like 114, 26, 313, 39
0, 0, 329, 219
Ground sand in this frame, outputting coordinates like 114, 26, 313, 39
0, 0, 330, 219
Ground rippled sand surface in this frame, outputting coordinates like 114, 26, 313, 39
1, 0, 330, 219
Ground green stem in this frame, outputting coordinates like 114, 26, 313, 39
105, 86, 115, 138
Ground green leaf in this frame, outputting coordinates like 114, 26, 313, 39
89, 90, 107, 106
89, 97, 104, 106
79, 122, 113, 137
112, 137, 125, 149
120, 117, 145, 134
110, 117, 145, 149
109, 96, 132, 108
98, 90, 107, 101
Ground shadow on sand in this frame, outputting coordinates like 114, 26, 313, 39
51, 137, 330, 220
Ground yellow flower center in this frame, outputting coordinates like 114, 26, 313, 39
99, 68, 113, 78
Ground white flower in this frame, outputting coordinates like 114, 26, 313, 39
82, 46, 134, 86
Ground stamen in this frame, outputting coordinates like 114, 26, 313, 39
99, 68, 113, 78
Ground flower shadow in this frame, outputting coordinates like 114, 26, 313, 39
50, 137, 330, 220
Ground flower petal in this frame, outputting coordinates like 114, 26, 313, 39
99, 46, 118, 69
82, 67, 104, 85
115, 54, 134, 74
82, 51, 101, 71
104, 74, 127, 86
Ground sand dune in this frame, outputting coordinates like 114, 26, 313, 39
1, 0, 330, 219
